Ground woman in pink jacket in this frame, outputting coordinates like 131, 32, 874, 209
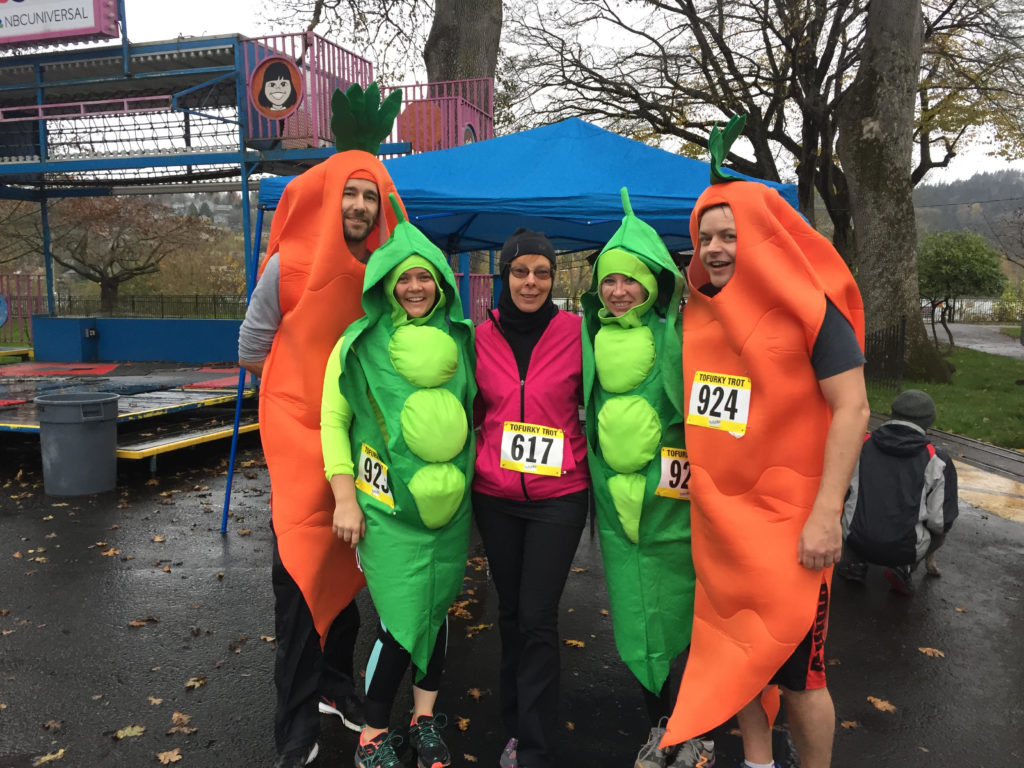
473, 228, 589, 768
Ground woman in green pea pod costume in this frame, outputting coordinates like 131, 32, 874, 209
582, 189, 709, 768
321, 195, 474, 768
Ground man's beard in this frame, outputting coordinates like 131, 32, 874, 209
344, 218, 373, 245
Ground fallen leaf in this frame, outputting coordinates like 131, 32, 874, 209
463, 755, 478, 763
259, 635, 275, 642
42, 514, 53, 521
563, 639, 585, 648
840, 720, 859, 729
866, 696, 897, 712
827, 658, 841, 666
149, 696, 163, 705
566, 721, 575, 731
238, 529, 252, 536
918, 647, 945, 658
129, 617, 159, 628
31, 749, 66, 765
955, 606, 967, 612
13, 552, 22, 559
455, 716, 470, 731
152, 535, 165, 543
216, 572, 225, 580
42, 720, 63, 730
115, 724, 146, 739
465, 623, 492, 638
146, 479, 159, 486
570, 567, 587, 573
100, 548, 120, 557
45, 533, 58, 540
184, 676, 206, 690
467, 688, 484, 701
156, 748, 183, 764
51, 503, 68, 508
162, 565, 172, 573
168, 711, 197, 735
599, 609, 609, 616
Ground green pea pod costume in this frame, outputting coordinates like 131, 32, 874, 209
335, 196, 476, 675
581, 187, 696, 694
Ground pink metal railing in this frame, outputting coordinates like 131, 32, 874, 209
453, 273, 494, 325
0, 274, 46, 345
0, 95, 173, 122
241, 32, 493, 154
386, 79, 494, 153
241, 32, 374, 150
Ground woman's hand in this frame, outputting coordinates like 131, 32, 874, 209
333, 499, 365, 549
328, 474, 364, 549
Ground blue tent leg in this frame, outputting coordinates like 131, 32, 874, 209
220, 367, 249, 534
221, 204, 265, 534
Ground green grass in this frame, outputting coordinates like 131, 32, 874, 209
867, 346, 1024, 450
1000, 325, 1021, 340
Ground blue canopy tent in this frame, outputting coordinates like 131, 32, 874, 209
256, 117, 797, 254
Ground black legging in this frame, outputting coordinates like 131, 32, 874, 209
363, 618, 449, 729
271, 536, 360, 754
474, 493, 587, 768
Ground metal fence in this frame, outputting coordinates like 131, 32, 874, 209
54, 294, 248, 319
864, 315, 906, 391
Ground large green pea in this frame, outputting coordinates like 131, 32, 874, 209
389, 325, 459, 388
408, 462, 466, 529
595, 324, 655, 393
598, 395, 661, 474
401, 388, 468, 463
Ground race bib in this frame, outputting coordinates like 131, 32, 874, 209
655, 447, 690, 499
354, 443, 395, 510
500, 421, 564, 477
687, 370, 751, 436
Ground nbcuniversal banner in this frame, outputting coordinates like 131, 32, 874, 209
0, 0, 119, 48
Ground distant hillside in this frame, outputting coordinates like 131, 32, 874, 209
915, 170, 1024, 280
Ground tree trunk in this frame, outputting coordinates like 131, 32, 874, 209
99, 281, 119, 315
423, 0, 502, 83
836, 0, 950, 382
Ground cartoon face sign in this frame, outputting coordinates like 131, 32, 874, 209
250, 57, 302, 120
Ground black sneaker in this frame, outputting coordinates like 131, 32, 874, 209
408, 714, 452, 768
837, 560, 867, 583
355, 731, 403, 768
274, 742, 319, 768
320, 693, 366, 732
884, 565, 915, 596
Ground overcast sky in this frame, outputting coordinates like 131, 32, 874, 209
121, 0, 1020, 185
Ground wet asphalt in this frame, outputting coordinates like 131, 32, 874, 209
2, 429, 1022, 768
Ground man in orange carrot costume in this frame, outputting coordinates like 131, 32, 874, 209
663, 117, 869, 768
238, 84, 404, 768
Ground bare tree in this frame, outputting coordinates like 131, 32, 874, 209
13, 197, 219, 313
510, 0, 1024, 248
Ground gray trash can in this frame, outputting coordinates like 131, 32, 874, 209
35, 392, 120, 496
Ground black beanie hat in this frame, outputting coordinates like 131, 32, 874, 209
890, 389, 937, 430
500, 228, 556, 273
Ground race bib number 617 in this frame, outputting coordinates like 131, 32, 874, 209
500, 421, 564, 477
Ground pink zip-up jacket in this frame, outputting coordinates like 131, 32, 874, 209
473, 309, 589, 500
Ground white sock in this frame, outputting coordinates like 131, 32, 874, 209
744, 761, 775, 768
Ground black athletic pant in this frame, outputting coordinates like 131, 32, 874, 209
364, 619, 449, 729
272, 536, 360, 755
474, 494, 586, 768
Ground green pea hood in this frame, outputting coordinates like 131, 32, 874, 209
358, 194, 468, 330
582, 187, 684, 324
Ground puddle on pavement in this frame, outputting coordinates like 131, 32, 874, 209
954, 461, 1024, 522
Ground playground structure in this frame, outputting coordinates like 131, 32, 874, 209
0, 2, 494, 463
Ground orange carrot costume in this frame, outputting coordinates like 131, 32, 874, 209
663, 178, 863, 745
259, 150, 404, 640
